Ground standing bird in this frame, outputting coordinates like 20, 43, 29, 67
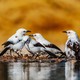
2, 28, 31, 47
30, 33, 64, 58
63, 30, 80, 60
0, 36, 29, 56
25, 36, 58, 58
1, 28, 31, 56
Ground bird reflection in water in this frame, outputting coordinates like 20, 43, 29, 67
0, 61, 80, 80
8, 62, 50, 80
65, 60, 80, 80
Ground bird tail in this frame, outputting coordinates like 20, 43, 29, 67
45, 50, 58, 58
0, 47, 10, 56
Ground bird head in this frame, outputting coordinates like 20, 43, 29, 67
16, 28, 31, 36
63, 30, 77, 38
29, 33, 42, 40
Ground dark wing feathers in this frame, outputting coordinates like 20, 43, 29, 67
45, 44, 62, 51
67, 40, 80, 52
2, 41, 13, 47
34, 43, 45, 48
73, 42, 79, 52
67, 40, 73, 49
45, 50, 58, 58
0, 47, 10, 56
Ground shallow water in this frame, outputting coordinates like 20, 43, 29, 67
0, 61, 80, 80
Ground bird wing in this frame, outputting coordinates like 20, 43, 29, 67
45, 44, 62, 51
67, 40, 72, 49
2, 41, 14, 47
8, 33, 22, 44
0, 47, 10, 56
26, 37, 31, 44
34, 43, 45, 48
73, 42, 80, 52
44, 50, 58, 58
67, 40, 80, 52
2, 34, 19, 47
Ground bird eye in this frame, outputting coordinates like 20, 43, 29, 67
15, 36, 18, 38
23, 31, 26, 32
68, 32, 70, 34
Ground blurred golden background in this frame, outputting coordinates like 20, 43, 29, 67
0, 0, 80, 50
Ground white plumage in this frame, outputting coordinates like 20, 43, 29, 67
10, 36, 29, 52
25, 36, 58, 58
0, 36, 29, 56
30, 33, 64, 57
25, 36, 46, 56
63, 30, 80, 60
0, 28, 31, 56
2, 28, 31, 47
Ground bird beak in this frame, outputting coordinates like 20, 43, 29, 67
62, 31, 67, 33
23, 30, 31, 36
29, 34, 33, 37
27, 30, 31, 33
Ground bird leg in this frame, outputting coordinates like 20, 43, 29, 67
15, 50, 20, 57
33, 53, 39, 59
9, 49, 14, 58
17, 50, 23, 57
10, 49, 13, 56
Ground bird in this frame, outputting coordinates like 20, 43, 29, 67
25, 35, 58, 58
2, 28, 31, 47
0, 36, 29, 56
1, 28, 31, 56
30, 33, 64, 58
63, 30, 80, 60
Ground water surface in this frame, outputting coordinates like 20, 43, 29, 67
0, 61, 80, 80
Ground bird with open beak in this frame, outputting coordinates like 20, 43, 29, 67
0, 28, 31, 56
